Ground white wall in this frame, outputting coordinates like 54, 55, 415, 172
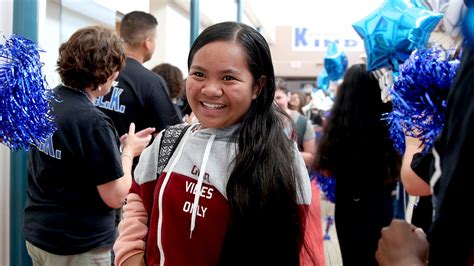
0, 0, 13, 263
39, 0, 61, 87
0, 151, 11, 266
39, 0, 119, 87
163, 5, 191, 74
0, 144, 10, 266
146, 1, 190, 76
95, 0, 149, 15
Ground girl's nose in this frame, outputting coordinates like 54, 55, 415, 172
201, 82, 223, 97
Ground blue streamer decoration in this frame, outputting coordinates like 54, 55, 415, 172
0, 34, 56, 151
313, 171, 336, 204
352, 0, 443, 72
385, 47, 460, 153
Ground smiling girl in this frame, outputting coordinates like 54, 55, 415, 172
114, 21, 319, 266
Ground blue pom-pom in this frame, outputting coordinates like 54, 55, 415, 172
0, 35, 56, 151
386, 47, 460, 153
313, 171, 336, 203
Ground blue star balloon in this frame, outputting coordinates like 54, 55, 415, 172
316, 68, 330, 92
323, 42, 348, 81
352, 0, 443, 72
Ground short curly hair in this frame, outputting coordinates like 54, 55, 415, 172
152, 63, 184, 99
56, 26, 126, 91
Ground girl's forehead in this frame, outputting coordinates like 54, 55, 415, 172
190, 41, 250, 70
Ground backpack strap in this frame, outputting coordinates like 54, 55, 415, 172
156, 123, 191, 176
143, 123, 190, 263
296, 114, 308, 151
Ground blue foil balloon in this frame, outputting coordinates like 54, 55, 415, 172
462, 6, 474, 47
0, 35, 56, 151
411, 0, 427, 9
324, 42, 348, 81
316, 68, 330, 92
352, 0, 443, 72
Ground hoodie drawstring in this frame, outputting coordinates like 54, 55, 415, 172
157, 131, 192, 266
190, 134, 216, 238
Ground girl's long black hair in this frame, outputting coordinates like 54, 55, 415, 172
316, 63, 401, 185
188, 22, 308, 265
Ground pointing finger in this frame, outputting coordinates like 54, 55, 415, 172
128, 122, 136, 135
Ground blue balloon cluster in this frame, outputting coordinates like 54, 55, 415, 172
386, 48, 460, 153
324, 42, 348, 81
0, 35, 56, 151
316, 68, 330, 92
353, 0, 443, 72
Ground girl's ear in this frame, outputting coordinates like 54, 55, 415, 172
252, 75, 267, 99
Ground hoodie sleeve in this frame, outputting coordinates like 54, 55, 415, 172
114, 193, 148, 266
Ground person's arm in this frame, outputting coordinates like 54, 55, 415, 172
376, 219, 429, 266
97, 123, 154, 208
300, 138, 316, 167
401, 136, 431, 196
300, 120, 316, 167
114, 192, 148, 266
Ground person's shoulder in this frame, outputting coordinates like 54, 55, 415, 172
74, 105, 114, 130
294, 112, 309, 124
122, 59, 164, 81
126, 66, 166, 90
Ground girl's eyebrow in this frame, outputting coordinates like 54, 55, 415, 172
190, 65, 242, 75
219, 68, 241, 75
189, 64, 205, 71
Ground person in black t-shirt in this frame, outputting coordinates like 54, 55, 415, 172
97, 11, 183, 238
24, 26, 154, 265
96, 11, 182, 139
376, 43, 474, 266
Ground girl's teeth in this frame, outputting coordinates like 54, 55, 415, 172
203, 103, 224, 109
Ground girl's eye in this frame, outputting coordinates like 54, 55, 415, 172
223, 76, 235, 81
191, 72, 204, 77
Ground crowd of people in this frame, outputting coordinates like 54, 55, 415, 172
21, 1, 474, 265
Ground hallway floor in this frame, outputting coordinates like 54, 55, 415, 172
320, 199, 343, 266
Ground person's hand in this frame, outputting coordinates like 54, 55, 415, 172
121, 252, 145, 266
405, 135, 423, 149
121, 123, 154, 158
376, 219, 429, 266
